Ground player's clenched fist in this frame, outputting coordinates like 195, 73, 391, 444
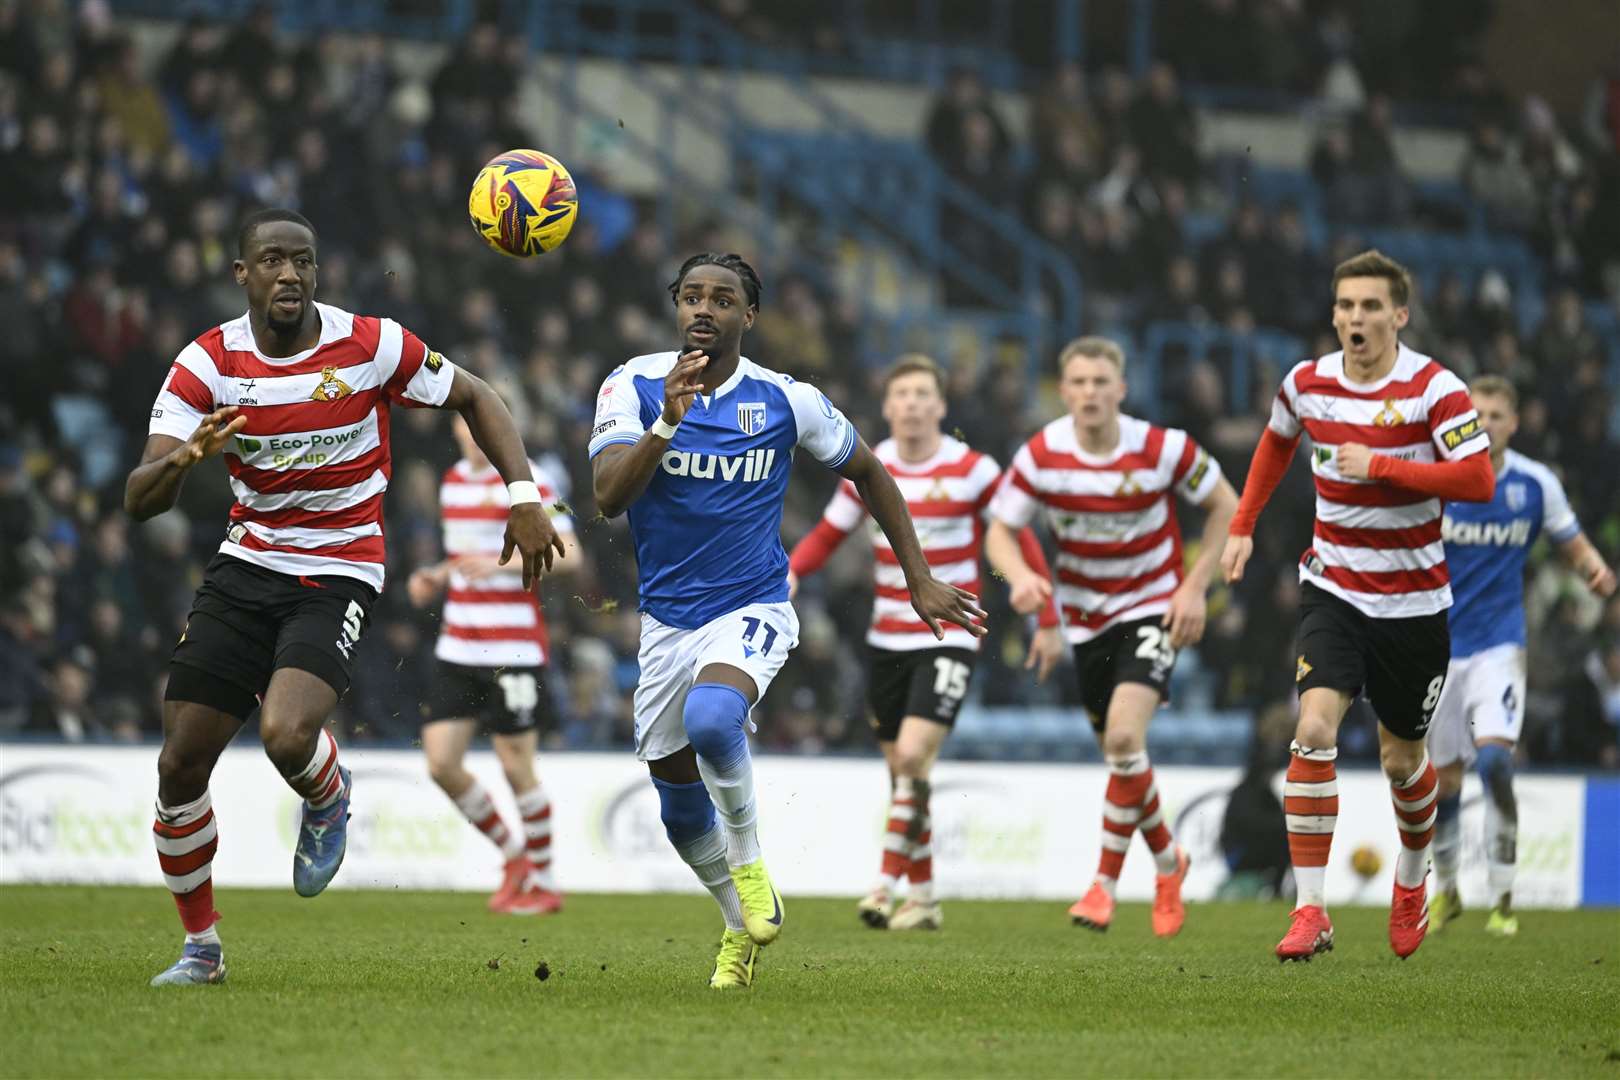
661, 350, 708, 426
909, 575, 989, 639
1335, 442, 1374, 480
175, 406, 247, 467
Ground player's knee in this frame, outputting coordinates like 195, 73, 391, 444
1379, 741, 1424, 782
652, 776, 716, 845
425, 753, 468, 792
155, 740, 210, 795
1476, 743, 1516, 812
258, 711, 316, 770
683, 683, 750, 770
1100, 727, 1142, 759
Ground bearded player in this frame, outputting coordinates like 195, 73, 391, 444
986, 335, 1237, 938
786, 354, 1060, 932
1427, 375, 1615, 938
590, 254, 984, 989
1220, 250, 1494, 962
408, 415, 580, 915
128, 210, 564, 985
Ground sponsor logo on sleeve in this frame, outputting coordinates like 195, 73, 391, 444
424, 350, 444, 374
1186, 449, 1210, 490
592, 420, 618, 437
1442, 417, 1481, 450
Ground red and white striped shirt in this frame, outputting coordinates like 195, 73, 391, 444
435, 460, 572, 669
990, 415, 1222, 644
147, 303, 454, 591
1269, 344, 1486, 618
809, 436, 1001, 651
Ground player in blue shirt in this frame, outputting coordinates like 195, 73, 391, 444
589, 253, 986, 989
1428, 375, 1615, 937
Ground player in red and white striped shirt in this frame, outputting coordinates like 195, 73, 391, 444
408, 415, 577, 915
787, 356, 1059, 932
1220, 250, 1494, 962
129, 210, 564, 985
986, 336, 1237, 938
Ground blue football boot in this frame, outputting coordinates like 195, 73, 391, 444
293, 766, 352, 897
150, 942, 227, 986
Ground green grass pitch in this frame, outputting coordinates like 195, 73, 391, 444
2, 885, 1616, 1077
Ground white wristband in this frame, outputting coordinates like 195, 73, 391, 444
649, 416, 681, 441
507, 480, 541, 506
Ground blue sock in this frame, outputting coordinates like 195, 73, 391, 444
651, 775, 744, 930
1475, 744, 1518, 905
1433, 791, 1462, 889
684, 684, 760, 866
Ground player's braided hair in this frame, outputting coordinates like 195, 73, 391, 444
668, 252, 762, 310
237, 208, 318, 259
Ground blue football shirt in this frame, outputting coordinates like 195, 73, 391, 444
589, 352, 858, 629
1441, 448, 1580, 658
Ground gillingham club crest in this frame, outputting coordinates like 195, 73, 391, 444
737, 401, 767, 436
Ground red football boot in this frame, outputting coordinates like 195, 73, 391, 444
1276, 905, 1334, 961
1389, 880, 1429, 959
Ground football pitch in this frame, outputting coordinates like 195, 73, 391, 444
2, 886, 1615, 1078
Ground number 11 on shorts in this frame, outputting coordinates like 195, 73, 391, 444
741, 616, 778, 657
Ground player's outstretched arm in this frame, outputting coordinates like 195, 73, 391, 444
840, 439, 987, 638
441, 368, 564, 589
592, 350, 707, 518
124, 407, 246, 521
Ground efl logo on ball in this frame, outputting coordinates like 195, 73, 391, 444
467, 149, 578, 258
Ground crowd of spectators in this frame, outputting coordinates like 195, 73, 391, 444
0, 2, 1615, 767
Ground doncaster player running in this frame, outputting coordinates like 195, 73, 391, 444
786, 354, 1061, 932
1220, 249, 1495, 962
986, 335, 1237, 938
1427, 376, 1615, 938
128, 210, 563, 985
408, 415, 580, 915
590, 254, 984, 989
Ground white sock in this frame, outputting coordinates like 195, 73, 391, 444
185, 925, 221, 948
452, 780, 524, 861
672, 823, 745, 931
1483, 791, 1517, 909
696, 753, 762, 867
1294, 866, 1326, 909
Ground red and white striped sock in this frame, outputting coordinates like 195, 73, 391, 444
153, 791, 220, 942
452, 779, 522, 861
1284, 742, 1338, 909
1391, 752, 1438, 889
1135, 756, 1180, 875
285, 729, 345, 810
1096, 753, 1149, 898
879, 777, 916, 891
907, 779, 934, 904
515, 785, 555, 888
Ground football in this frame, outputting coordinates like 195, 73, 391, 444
1350, 843, 1383, 879
467, 148, 578, 257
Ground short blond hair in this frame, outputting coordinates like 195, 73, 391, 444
882, 353, 946, 395
1469, 374, 1518, 411
1058, 335, 1125, 373
1331, 249, 1412, 307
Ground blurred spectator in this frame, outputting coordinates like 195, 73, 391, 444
924, 66, 1010, 166
1127, 63, 1199, 186
1460, 118, 1536, 231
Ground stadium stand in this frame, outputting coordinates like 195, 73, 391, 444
0, 0, 1614, 767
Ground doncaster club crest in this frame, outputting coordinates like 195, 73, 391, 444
1372, 397, 1405, 427
310, 366, 354, 402
737, 401, 767, 436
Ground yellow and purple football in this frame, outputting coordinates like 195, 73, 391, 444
467, 149, 578, 258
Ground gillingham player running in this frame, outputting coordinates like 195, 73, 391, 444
408, 415, 580, 915
128, 210, 564, 985
785, 354, 1061, 932
1427, 375, 1615, 937
1219, 250, 1495, 962
985, 335, 1237, 938
589, 254, 985, 989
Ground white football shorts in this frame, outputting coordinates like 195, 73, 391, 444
632, 600, 800, 762
1427, 643, 1526, 767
